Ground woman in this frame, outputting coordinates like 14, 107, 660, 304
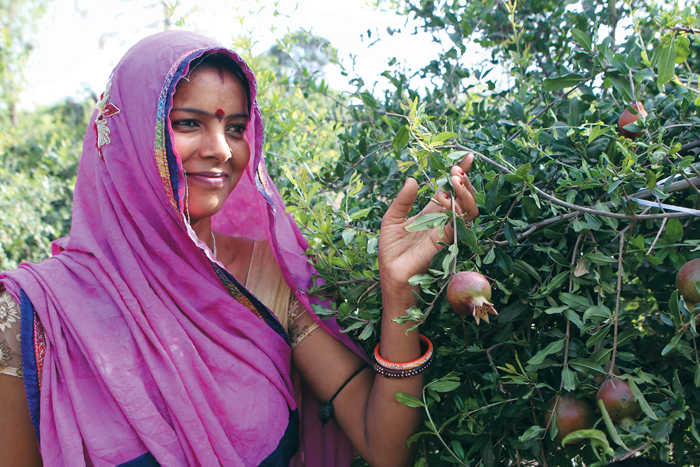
0, 31, 477, 466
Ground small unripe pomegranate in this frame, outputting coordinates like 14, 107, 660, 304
676, 258, 700, 307
446, 271, 498, 325
544, 394, 594, 442
596, 378, 641, 423
618, 102, 647, 139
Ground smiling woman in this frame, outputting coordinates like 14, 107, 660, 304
0, 30, 478, 467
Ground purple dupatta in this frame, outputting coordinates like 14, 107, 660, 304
0, 31, 365, 467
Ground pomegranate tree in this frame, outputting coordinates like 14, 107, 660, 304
676, 258, 700, 307
545, 394, 594, 442
446, 271, 498, 324
618, 102, 647, 139
596, 378, 642, 425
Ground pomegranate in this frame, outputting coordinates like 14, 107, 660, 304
618, 102, 647, 140
676, 258, 700, 307
446, 271, 498, 324
596, 378, 641, 423
544, 394, 594, 442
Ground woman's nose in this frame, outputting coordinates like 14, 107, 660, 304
202, 129, 231, 162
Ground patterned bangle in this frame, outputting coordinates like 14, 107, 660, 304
373, 334, 433, 370
371, 335, 434, 378
289, 322, 320, 350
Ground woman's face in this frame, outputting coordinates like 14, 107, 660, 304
170, 65, 250, 223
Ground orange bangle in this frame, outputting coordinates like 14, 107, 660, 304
373, 334, 433, 370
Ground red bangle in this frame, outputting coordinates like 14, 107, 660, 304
372, 334, 433, 370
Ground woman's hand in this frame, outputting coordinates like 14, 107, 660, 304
378, 154, 478, 298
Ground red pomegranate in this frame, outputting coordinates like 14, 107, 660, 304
446, 271, 498, 325
618, 102, 647, 140
596, 378, 641, 423
676, 258, 700, 307
544, 394, 594, 442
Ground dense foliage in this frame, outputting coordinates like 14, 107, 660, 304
269, 1, 700, 465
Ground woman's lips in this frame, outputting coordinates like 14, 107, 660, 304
185, 171, 229, 188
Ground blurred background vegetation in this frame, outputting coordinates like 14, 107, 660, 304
4, 0, 700, 465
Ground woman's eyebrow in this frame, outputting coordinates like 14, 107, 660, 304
171, 107, 249, 119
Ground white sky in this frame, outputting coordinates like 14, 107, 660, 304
21, 0, 466, 108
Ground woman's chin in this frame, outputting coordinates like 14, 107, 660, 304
187, 202, 225, 223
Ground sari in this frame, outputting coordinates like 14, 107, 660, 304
0, 30, 364, 467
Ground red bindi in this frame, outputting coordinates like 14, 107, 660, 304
215, 108, 224, 121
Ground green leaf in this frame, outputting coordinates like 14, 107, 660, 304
432, 131, 458, 144
658, 39, 676, 87
598, 399, 629, 449
528, 339, 565, 365
430, 380, 461, 392
571, 28, 592, 52
504, 221, 517, 246
669, 290, 681, 325
585, 252, 616, 265
519, 425, 545, 442
485, 177, 500, 213
651, 417, 675, 441
561, 429, 609, 446
568, 358, 606, 375
662, 332, 683, 356
544, 73, 585, 91
405, 212, 448, 232
349, 207, 373, 220
429, 152, 446, 172
583, 305, 612, 322
392, 125, 410, 150
395, 392, 425, 408
559, 292, 591, 311
562, 366, 577, 392
665, 218, 683, 244
675, 35, 691, 64
628, 379, 658, 421
456, 217, 483, 254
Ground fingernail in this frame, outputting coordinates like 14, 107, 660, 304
458, 179, 463, 186
444, 192, 450, 199
459, 168, 465, 176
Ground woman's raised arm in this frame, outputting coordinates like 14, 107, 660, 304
292, 154, 477, 467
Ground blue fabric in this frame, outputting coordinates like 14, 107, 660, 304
19, 288, 41, 444
258, 409, 300, 467
117, 452, 160, 466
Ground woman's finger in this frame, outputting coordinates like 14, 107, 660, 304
450, 161, 476, 200
451, 174, 478, 220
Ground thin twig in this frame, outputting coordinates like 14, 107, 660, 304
647, 217, 668, 255
609, 230, 627, 376
560, 235, 582, 391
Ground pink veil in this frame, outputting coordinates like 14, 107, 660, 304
0, 30, 365, 466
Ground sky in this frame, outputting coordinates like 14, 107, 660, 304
21, 0, 461, 108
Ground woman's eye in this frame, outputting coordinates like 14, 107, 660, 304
173, 119, 198, 128
228, 124, 247, 134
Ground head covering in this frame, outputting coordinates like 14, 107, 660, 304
1, 30, 365, 466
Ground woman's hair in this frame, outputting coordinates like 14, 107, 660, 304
185, 52, 252, 111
